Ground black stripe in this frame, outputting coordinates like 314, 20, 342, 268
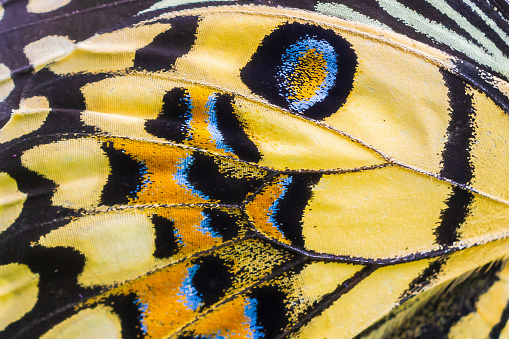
279, 265, 378, 339
492, 0, 509, 19
202, 208, 242, 241
399, 258, 446, 304
439, 72, 475, 185
99, 141, 145, 206
453, 59, 509, 114
434, 71, 476, 247
185, 152, 268, 204
272, 173, 322, 248
213, 93, 261, 162
396, 0, 485, 50
191, 255, 234, 308
248, 285, 289, 337
145, 87, 193, 143
360, 261, 505, 339
133, 16, 199, 72
435, 186, 474, 246
22, 69, 110, 111
100, 293, 146, 339
490, 300, 509, 338
152, 215, 180, 259
445, 0, 509, 53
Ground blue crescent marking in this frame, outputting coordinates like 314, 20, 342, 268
205, 93, 236, 155
174, 155, 210, 199
268, 176, 293, 233
244, 298, 265, 339
177, 264, 203, 311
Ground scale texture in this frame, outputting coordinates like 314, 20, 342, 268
1, 0, 509, 338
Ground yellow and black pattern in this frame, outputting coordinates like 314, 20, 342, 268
1, 1, 509, 338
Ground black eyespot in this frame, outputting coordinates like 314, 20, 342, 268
241, 22, 357, 120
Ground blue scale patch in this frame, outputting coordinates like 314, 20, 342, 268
174, 155, 210, 199
195, 212, 222, 238
134, 298, 149, 335
276, 37, 338, 113
177, 264, 203, 311
174, 222, 186, 247
268, 176, 293, 233
195, 334, 227, 339
181, 90, 194, 140
244, 298, 265, 339
136, 162, 151, 195
205, 93, 236, 155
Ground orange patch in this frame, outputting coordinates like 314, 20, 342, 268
245, 175, 292, 245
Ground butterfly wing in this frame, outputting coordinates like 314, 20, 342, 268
1, 1, 509, 338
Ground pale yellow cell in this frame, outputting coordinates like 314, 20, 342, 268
287, 262, 363, 323
291, 262, 362, 302
292, 260, 431, 339
0, 264, 39, 331
0, 4, 4, 21
40, 306, 122, 339
301, 166, 451, 259
21, 138, 110, 209
459, 194, 509, 246
0, 96, 50, 143
24, 36, 75, 71
38, 210, 170, 287
27, 0, 71, 13
175, 12, 283, 94
469, 86, 509, 203
50, 23, 172, 74
82, 75, 166, 119
0, 63, 14, 102
234, 99, 385, 170
81, 111, 168, 143
0, 173, 26, 234
324, 34, 451, 174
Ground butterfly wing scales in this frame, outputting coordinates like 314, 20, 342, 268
1, 1, 509, 338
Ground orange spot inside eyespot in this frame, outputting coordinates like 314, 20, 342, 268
286, 49, 328, 103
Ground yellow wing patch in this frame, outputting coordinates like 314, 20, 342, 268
0, 63, 14, 102
0, 173, 27, 234
0, 264, 39, 332
0, 96, 51, 144
40, 306, 122, 339
2, 4, 509, 338
21, 138, 110, 210
49, 23, 173, 75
